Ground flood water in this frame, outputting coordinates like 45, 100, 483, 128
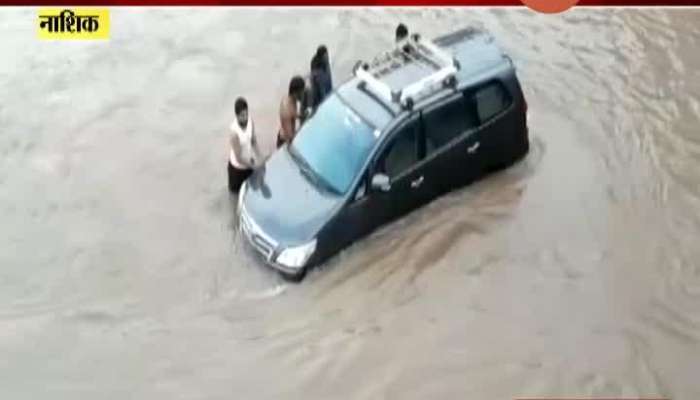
1, 7, 700, 399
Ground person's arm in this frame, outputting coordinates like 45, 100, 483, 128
300, 87, 314, 124
321, 71, 331, 99
313, 73, 325, 109
250, 120, 262, 167
230, 132, 245, 166
250, 120, 258, 151
291, 101, 302, 128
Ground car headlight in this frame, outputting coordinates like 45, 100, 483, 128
276, 239, 317, 269
237, 180, 247, 215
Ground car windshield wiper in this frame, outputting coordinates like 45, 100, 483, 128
287, 146, 341, 195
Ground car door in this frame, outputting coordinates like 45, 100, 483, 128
325, 170, 385, 252
420, 92, 483, 194
470, 80, 515, 171
325, 115, 425, 248
371, 114, 432, 221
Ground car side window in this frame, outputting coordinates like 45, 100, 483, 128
423, 95, 479, 155
474, 82, 511, 124
378, 120, 419, 179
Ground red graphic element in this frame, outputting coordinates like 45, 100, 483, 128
521, 0, 579, 13
3, 0, 699, 8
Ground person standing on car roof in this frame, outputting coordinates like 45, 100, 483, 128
277, 75, 307, 148
309, 45, 333, 110
394, 23, 417, 61
369, 23, 411, 68
227, 97, 260, 193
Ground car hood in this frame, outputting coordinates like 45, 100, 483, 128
241, 147, 344, 245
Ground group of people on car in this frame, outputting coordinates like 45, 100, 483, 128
226, 45, 333, 193
227, 24, 410, 194
277, 46, 333, 148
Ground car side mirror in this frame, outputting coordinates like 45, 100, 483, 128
371, 173, 391, 192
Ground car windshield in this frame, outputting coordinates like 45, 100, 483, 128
290, 94, 377, 194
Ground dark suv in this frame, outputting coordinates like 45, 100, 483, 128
238, 28, 529, 280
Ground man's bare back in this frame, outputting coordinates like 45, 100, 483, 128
277, 75, 307, 148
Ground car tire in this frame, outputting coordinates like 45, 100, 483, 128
280, 267, 307, 283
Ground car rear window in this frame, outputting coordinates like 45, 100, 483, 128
475, 82, 511, 124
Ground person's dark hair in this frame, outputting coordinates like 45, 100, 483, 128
310, 54, 324, 71
395, 23, 408, 41
234, 97, 248, 115
289, 75, 306, 96
311, 45, 329, 72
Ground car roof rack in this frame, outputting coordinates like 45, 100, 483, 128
353, 33, 461, 110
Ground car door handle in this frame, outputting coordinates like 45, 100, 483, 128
410, 176, 424, 189
467, 141, 480, 154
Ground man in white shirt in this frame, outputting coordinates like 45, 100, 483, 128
228, 97, 261, 193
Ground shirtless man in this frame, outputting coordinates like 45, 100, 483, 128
277, 75, 307, 148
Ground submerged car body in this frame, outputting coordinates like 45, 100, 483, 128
238, 28, 530, 280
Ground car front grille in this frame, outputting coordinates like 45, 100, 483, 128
239, 207, 277, 261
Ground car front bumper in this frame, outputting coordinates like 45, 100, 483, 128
238, 207, 305, 276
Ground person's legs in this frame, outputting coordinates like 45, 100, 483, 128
242, 168, 253, 182
227, 162, 236, 193
228, 163, 251, 193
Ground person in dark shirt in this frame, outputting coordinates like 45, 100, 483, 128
395, 23, 409, 43
309, 45, 333, 111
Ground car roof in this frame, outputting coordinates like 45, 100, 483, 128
338, 28, 512, 130
435, 28, 510, 83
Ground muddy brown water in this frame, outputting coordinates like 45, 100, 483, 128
1, 7, 700, 400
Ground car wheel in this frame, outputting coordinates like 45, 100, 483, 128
280, 267, 307, 283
